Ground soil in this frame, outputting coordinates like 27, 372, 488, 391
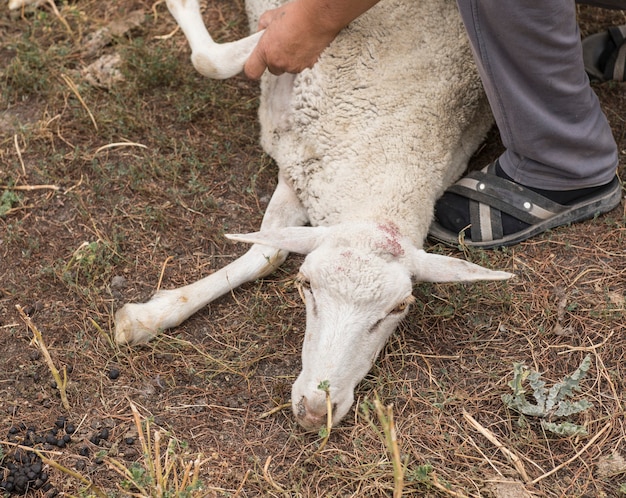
0, 1, 625, 497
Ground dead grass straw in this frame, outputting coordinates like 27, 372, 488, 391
462, 408, 530, 483
16, 304, 70, 411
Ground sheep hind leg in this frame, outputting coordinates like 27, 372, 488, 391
165, 0, 263, 79
114, 175, 308, 345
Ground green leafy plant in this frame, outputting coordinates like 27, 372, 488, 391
502, 355, 593, 436
0, 190, 21, 217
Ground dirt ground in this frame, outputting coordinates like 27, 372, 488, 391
1, 1, 626, 497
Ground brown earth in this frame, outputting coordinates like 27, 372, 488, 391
0, 1, 625, 496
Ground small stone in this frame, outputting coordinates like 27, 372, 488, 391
111, 275, 127, 290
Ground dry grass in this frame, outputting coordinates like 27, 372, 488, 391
0, 1, 625, 496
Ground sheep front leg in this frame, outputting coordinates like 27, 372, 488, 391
166, 0, 263, 79
115, 175, 308, 344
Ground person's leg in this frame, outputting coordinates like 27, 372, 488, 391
431, 0, 621, 247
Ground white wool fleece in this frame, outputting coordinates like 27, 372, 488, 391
251, 0, 493, 246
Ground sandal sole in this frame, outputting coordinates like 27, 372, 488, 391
428, 177, 623, 249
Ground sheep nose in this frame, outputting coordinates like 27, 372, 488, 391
294, 396, 330, 431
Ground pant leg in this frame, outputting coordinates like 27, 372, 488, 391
577, 0, 626, 9
456, 0, 619, 190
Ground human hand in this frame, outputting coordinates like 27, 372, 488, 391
243, 1, 342, 79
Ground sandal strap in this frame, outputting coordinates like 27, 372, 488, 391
446, 163, 568, 242
606, 25, 626, 81
469, 199, 503, 242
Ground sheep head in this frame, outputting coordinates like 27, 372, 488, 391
227, 222, 512, 430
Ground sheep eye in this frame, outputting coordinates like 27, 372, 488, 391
391, 295, 416, 314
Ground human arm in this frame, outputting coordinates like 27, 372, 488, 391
244, 0, 380, 79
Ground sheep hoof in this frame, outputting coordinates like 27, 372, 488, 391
114, 304, 160, 345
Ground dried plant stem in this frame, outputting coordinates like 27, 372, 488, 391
13, 134, 26, 176
16, 305, 70, 410
45, 0, 73, 35
262, 456, 286, 493
94, 141, 148, 155
1, 184, 60, 191
317, 386, 333, 453
258, 402, 291, 419
372, 397, 405, 498
462, 409, 530, 483
157, 255, 174, 292
531, 421, 611, 485
60, 73, 98, 131
430, 472, 470, 498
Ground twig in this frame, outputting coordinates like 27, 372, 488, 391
531, 421, 611, 484
462, 409, 530, 483
16, 305, 70, 410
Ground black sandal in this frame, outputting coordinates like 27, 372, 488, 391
428, 162, 622, 249
583, 25, 626, 82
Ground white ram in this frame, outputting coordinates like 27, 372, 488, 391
115, 0, 512, 430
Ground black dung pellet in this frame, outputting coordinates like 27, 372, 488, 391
108, 367, 120, 380
125, 437, 135, 445
56, 439, 66, 448
65, 424, 75, 434
98, 428, 109, 440
79, 446, 89, 456
63, 434, 71, 443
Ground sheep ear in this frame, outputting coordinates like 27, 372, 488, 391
408, 248, 513, 283
226, 226, 329, 255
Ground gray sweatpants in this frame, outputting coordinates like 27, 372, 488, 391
456, 0, 623, 190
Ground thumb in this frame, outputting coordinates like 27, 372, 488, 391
244, 45, 268, 80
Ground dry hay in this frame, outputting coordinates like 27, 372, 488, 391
0, 1, 625, 496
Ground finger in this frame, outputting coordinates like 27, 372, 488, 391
257, 8, 281, 31
244, 47, 268, 80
